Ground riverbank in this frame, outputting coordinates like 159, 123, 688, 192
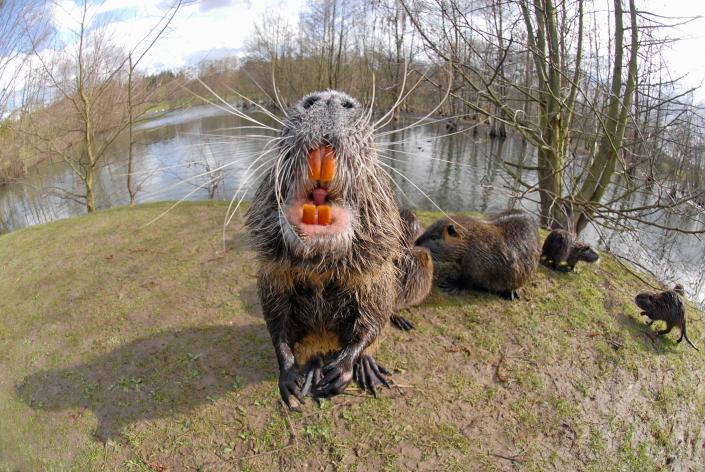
1, 201, 704, 470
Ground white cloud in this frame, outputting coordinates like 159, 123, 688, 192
45, 0, 304, 74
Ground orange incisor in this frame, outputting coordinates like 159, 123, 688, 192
307, 148, 322, 180
302, 204, 316, 225
320, 146, 335, 181
308, 145, 335, 181
317, 205, 331, 225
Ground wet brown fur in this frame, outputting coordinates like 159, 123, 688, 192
416, 210, 540, 296
245, 90, 432, 404
635, 285, 698, 350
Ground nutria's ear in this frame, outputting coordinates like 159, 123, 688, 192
674, 284, 684, 295
446, 224, 458, 237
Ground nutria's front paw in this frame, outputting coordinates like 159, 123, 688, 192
390, 314, 415, 331
299, 355, 324, 398
353, 355, 390, 397
279, 367, 305, 411
312, 360, 353, 398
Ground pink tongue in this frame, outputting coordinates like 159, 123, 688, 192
312, 188, 327, 206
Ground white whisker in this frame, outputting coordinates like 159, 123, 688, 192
378, 160, 464, 229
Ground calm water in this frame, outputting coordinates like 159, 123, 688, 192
1, 105, 703, 306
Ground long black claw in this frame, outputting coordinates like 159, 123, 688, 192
391, 314, 415, 331
364, 358, 378, 397
300, 368, 315, 397
312, 363, 352, 398
369, 358, 391, 389
353, 355, 391, 396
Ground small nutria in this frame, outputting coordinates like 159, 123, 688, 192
399, 208, 424, 242
541, 229, 599, 272
391, 209, 434, 331
416, 210, 540, 300
635, 284, 698, 350
246, 90, 433, 408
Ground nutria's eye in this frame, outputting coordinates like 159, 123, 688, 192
303, 96, 319, 109
342, 100, 354, 109
446, 225, 458, 237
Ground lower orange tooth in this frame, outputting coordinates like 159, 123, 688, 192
302, 204, 316, 225
317, 205, 331, 225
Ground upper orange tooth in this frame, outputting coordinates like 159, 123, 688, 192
320, 146, 335, 182
308, 147, 322, 180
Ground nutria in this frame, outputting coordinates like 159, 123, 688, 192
391, 209, 434, 331
416, 210, 540, 300
635, 284, 698, 350
541, 229, 599, 272
245, 90, 433, 408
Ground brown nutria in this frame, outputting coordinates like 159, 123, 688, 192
415, 210, 540, 300
541, 229, 599, 272
245, 90, 433, 408
635, 284, 698, 350
391, 209, 434, 331
399, 208, 424, 242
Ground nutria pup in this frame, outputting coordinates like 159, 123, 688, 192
541, 229, 599, 272
635, 284, 698, 350
399, 208, 424, 242
246, 90, 433, 408
391, 209, 434, 331
416, 210, 540, 300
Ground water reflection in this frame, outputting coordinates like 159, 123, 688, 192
0, 104, 703, 306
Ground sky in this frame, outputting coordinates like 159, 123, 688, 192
645, 1, 705, 94
48, 0, 305, 73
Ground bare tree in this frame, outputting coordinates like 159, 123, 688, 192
17, 0, 181, 212
401, 0, 661, 234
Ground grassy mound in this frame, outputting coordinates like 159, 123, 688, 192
1, 202, 703, 471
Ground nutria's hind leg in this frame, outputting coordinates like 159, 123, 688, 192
353, 355, 391, 398
656, 323, 674, 336
390, 314, 415, 331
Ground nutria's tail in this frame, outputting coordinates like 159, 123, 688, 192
681, 323, 699, 351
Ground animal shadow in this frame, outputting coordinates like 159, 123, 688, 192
615, 312, 678, 353
16, 324, 275, 441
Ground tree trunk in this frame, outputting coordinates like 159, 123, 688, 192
574, 0, 638, 234
85, 165, 96, 213
127, 54, 136, 206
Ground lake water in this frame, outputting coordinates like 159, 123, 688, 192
1, 104, 703, 307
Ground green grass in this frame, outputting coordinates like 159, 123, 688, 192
1, 201, 703, 470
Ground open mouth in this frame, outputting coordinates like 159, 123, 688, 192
287, 145, 352, 237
